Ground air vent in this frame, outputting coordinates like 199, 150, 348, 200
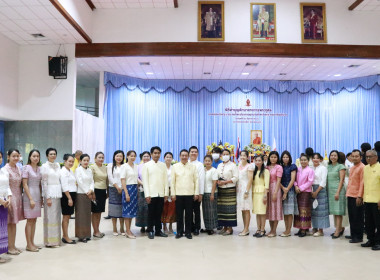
31, 33, 45, 38
139, 62, 150, 66
348, 65, 360, 68
245, 63, 259, 67
279, 73, 287, 76
204, 72, 211, 75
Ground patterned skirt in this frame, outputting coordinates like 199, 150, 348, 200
328, 183, 346, 215
75, 194, 91, 239
43, 198, 61, 246
282, 188, 299, 216
161, 200, 176, 223
294, 192, 312, 229
8, 188, 24, 224
266, 182, 283, 221
136, 190, 149, 227
202, 193, 218, 230
23, 191, 42, 219
108, 187, 123, 218
122, 185, 138, 218
311, 185, 330, 229
0, 205, 8, 254
217, 187, 237, 227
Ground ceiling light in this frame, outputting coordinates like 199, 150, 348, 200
139, 62, 150, 66
31, 33, 45, 38
334, 74, 341, 77
204, 72, 211, 75
241, 72, 249, 75
312, 64, 316, 67
279, 73, 287, 76
281, 64, 285, 66
348, 65, 361, 68
146, 72, 154, 75
245, 63, 259, 67
373, 66, 377, 68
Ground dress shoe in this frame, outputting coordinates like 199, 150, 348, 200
185, 233, 192, 239
175, 233, 183, 239
361, 241, 375, 247
200, 229, 207, 233
81, 239, 87, 243
148, 232, 155, 239
193, 229, 200, 236
62, 238, 76, 244
207, 230, 214, 235
294, 230, 301, 236
140, 227, 146, 233
155, 231, 168, 238
86, 237, 91, 241
298, 232, 306, 238
103, 215, 111, 219
217, 226, 222, 230
349, 239, 363, 244
345, 235, 352, 239
371, 244, 380, 251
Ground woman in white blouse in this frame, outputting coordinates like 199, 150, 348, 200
120, 150, 139, 239
75, 154, 95, 243
41, 148, 62, 248
107, 150, 125, 236
311, 153, 330, 237
60, 154, 77, 244
0, 151, 12, 263
216, 149, 239, 236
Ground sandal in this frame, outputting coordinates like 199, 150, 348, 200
0, 258, 6, 263
238, 231, 249, 236
7, 250, 20, 255
280, 233, 291, 237
223, 230, 233, 236
113, 232, 119, 236
267, 233, 277, 238
93, 234, 103, 238
126, 234, 136, 239
26, 247, 39, 252
253, 230, 260, 237
256, 231, 265, 238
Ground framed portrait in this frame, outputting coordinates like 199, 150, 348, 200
250, 3, 277, 43
251, 130, 262, 145
198, 1, 225, 41
300, 3, 327, 43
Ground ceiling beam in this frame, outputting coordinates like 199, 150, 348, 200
349, 0, 364, 10
85, 0, 96, 10
75, 42, 380, 59
174, 0, 178, 8
49, 0, 92, 43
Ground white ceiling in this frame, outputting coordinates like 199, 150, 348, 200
76, 56, 380, 87
91, 0, 175, 9
354, 0, 380, 11
0, 0, 86, 45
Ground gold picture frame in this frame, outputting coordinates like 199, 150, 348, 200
300, 3, 327, 43
251, 130, 263, 145
250, 3, 277, 43
198, 1, 225, 41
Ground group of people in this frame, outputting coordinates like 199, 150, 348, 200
0, 141, 379, 263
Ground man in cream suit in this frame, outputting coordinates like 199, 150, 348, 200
143, 146, 169, 239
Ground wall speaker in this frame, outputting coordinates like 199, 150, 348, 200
48, 56, 68, 79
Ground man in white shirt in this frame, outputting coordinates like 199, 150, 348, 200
142, 146, 169, 239
189, 146, 205, 236
172, 149, 199, 239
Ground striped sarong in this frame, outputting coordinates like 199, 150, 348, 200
311, 185, 330, 229
43, 198, 61, 246
0, 205, 8, 254
217, 187, 237, 227
294, 192, 312, 229
202, 193, 218, 230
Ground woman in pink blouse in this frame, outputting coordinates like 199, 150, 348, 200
294, 154, 315, 237
266, 151, 283, 237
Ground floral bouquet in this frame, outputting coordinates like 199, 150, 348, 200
243, 143, 272, 156
206, 142, 235, 154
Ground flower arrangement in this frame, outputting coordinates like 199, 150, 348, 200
206, 142, 235, 154
243, 143, 272, 156
171, 160, 178, 165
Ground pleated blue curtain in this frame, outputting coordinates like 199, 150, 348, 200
103, 73, 380, 163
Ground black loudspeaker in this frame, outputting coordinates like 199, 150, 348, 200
48, 56, 68, 79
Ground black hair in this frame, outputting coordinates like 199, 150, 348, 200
150, 146, 162, 154
346, 152, 352, 159
63, 153, 75, 161
95, 151, 104, 159
45, 147, 57, 157
351, 149, 361, 156
140, 151, 151, 161
222, 149, 231, 155
280, 150, 293, 166
180, 149, 189, 156
374, 141, 380, 152
361, 143, 371, 153
204, 155, 213, 162
7, 149, 20, 159
240, 150, 250, 163
164, 152, 173, 158
189, 146, 199, 153
112, 150, 125, 174
313, 153, 323, 161
328, 150, 340, 165
253, 155, 266, 180
338, 152, 346, 164
305, 147, 314, 160
299, 153, 309, 161
126, 150, 137, 163
212, 147, 222, 154
27, 149, 41, 165
80, 154, 90, 161
268, 151, 280, 165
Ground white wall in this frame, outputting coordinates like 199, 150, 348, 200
17, 44, 76, 120
58, 0, 93, 39
0, 33, 19, 120
92, 0, 380, 45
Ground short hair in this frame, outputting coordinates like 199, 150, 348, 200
366, 149, 377, 156
63, 153, 75, 161
328, 150, 340, 165
222, 149, 231, 155
27, 149, 41, 165
189, 146, 199, 153
280, 150, 293, 166
374, 141, 380, 152
45, 148, 57, 157
74, 150, 83, 155
346, 152, 352, 158
140, 151, 151, 160
313, 153, 323, 161
127, 150, 137, 157
212, 147, 222, 154
80, 154, 90, 161
300, 153, 309, 161
361, 143, 371, 152
95, 151, 104, 159
150, 146, 162, 154
268, 151, 280, 165
7, 149, 20, 157
204, 155, 213, 161
164, 152, 173, 158
351, 149, 361, 156
179, 149, 189, 156
305, 147, 314, 156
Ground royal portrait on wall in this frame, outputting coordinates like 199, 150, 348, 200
250, 3, 276, 43
198, 1, 225, 41
300, 3, 327, 43
251, 130, 262, 145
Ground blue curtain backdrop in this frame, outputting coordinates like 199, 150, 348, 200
0, 121, 4, 167
103, 72, 380, 163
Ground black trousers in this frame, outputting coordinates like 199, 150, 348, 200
364, 202, 380, 244
175, 196, 193, 234
147, 197, 164, 233
192, 200, 201, 231
347, 197, 364, 240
